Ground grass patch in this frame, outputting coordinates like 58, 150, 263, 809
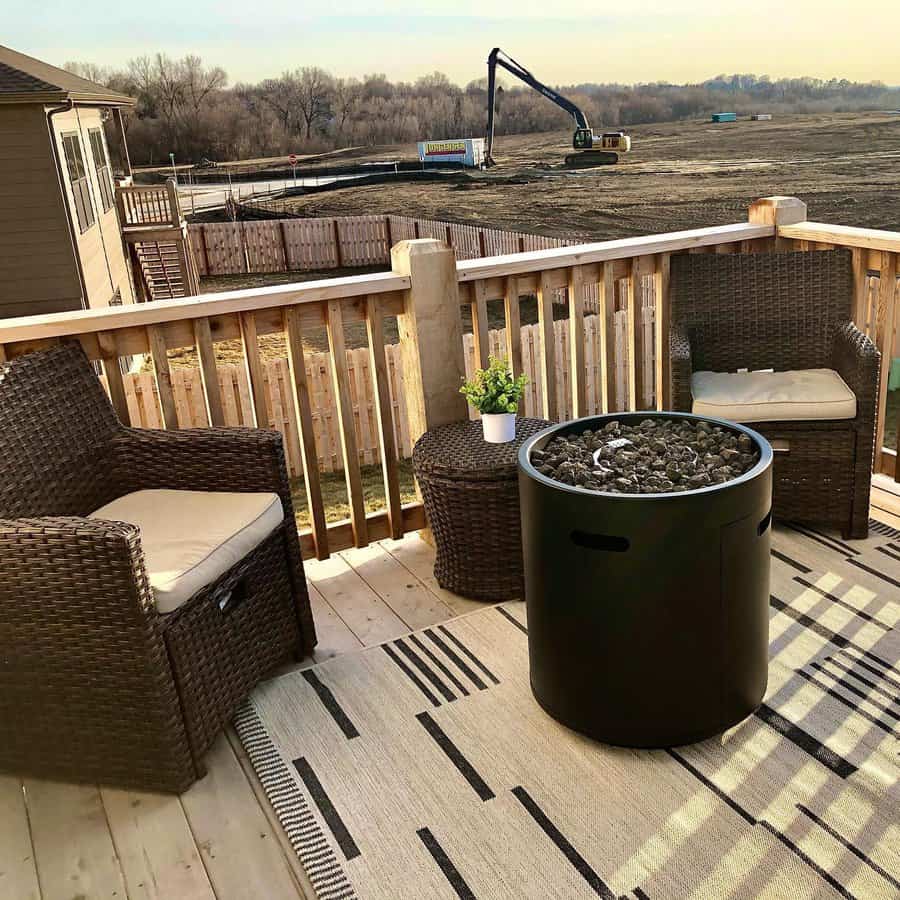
290, 459, 418, 529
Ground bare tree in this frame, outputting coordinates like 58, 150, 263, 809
332, 77, 361, 136
294, 67, 334, 139
260, 73, 300, 134
182, 54, 227, 117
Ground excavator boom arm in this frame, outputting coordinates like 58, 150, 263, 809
485, 47, 590, 163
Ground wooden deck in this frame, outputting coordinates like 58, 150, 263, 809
0, 532, 486, 900
2, 497, 897, 900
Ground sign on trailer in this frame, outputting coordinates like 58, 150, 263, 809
417, 138, 485, 167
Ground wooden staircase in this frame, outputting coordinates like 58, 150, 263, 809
116, 179, 200, 301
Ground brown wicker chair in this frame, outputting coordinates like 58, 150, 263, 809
669, 250, 879, 539
0, 343, 316, 792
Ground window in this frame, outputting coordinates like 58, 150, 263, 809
61, 132, 95, 232
88, 127, 115, 213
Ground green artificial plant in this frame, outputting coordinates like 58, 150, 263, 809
460, 355, 528, 414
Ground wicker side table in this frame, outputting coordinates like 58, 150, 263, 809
412, 417, 550, 601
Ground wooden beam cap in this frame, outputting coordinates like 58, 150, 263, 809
748, 196, 808, 226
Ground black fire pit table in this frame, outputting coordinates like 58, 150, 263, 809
518, 412, 773, 747
413, 417, 550, 601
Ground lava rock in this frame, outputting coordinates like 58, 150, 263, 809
536, 418, 760, 495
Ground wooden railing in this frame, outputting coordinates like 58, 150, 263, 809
777, 217, 900, 477
2, 197, 898, 560
116, 181, 181, 228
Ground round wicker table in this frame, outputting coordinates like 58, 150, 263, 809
412, 417, 550, 601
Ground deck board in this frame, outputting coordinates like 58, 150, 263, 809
5, 517, 896, 900
304, 551, 409, 645
339, 542, 456, 630
24, 779, 127, 900
100, 786, 215, 900
179, 735, 306, 900
0, 776, 40, 900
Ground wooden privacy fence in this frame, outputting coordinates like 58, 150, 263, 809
115, 304, 657, 479
189, 215, 571, 277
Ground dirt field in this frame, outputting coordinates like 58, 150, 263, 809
267, 112, 900, 239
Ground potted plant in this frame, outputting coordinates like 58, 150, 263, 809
460, 355, 528, 443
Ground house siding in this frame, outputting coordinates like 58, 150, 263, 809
51, 106, 134, 310
0, 104, 81, 318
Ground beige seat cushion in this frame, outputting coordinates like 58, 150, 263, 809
691, 368, 856, 423
90, 489, 284, 613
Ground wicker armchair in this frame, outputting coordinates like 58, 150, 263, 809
669, 250, 879, 539
0, 343, 316, 792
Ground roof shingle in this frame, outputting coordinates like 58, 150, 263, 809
0, 45, 134, 106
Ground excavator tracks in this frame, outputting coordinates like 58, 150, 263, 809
564, 151, 620, 168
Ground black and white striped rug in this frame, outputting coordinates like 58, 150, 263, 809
236, 521, 900, 900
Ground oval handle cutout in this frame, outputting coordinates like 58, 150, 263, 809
570, 531, 630, 552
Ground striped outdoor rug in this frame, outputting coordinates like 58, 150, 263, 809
236, 521, 900, 900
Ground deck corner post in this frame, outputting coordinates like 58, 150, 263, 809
390, 239, 468, 444
749, 196, 807, 251
748, 195, 808, 227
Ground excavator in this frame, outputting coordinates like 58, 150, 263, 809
485, 47, 631, 168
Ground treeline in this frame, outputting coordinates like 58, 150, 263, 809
65, 57, 900, 166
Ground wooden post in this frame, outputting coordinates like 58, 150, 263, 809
365, 295, 404, 539
325, 299, 368, 547
874, 252, 898, 472
472, 280, 491, 371
164, 178, 182, 228
600, 261, 616, 413
332, 219, 344, 268
537, 270, 558, 422
283, 307, 330, 559
113, 108, 132, 178
198, 224, 211, 277
504, 275, 522, 378
390, 239, 468, 444
568, 265, 586, 418
653, 253, 671, 410
748, 196, 806, 250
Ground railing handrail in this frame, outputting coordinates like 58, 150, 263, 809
778, 221, 900, 254
0, 271, 411, 343
455, 222, 774, 281
118, 184, 171, 195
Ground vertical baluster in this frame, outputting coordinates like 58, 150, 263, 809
851, 248, 869, 332
239, 311, 269, 428
537, 270, 558, 422
365, 295, 403, 539
97, 331, 130, 424
653, 253, 671, 410
624, 259, 638, 411
472, 280, 491, 370
192, 316, 226, 426
283, 306, 329, 559
146, 324, 179, 429
874, 252, 897, 472
504, 276, 522, 377
568, 265, 586, 418
601, 261, 616, 413
325, 299, 368, 547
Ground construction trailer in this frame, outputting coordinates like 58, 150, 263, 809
417, 139, 486, 168
711, 112, 738, 123
751, 113, 773, 121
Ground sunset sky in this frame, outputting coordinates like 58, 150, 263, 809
6, 1, 900, 85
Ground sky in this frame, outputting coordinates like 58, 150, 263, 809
5, 1, 900, 86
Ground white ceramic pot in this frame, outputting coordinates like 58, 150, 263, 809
482, 412, 516, 443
